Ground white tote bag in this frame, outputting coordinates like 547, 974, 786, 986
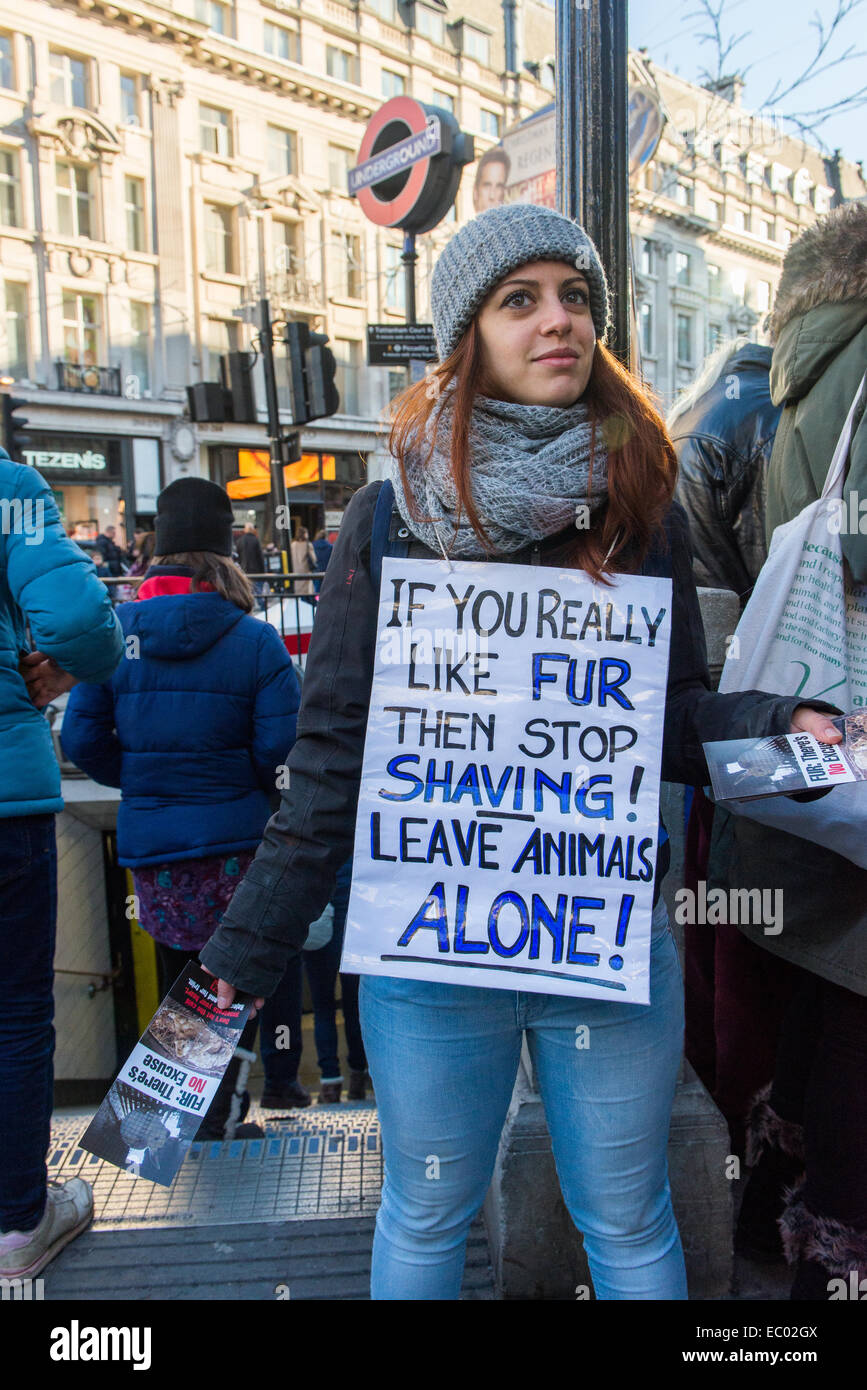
717, 369, 867, 867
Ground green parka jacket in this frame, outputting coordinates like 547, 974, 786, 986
727, 202, 867, 994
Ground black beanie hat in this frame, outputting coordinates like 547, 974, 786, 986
154, 477, 234, 557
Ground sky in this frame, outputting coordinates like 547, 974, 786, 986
627, 0, 866, 167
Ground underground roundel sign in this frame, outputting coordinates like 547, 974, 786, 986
349, 97, 474, 235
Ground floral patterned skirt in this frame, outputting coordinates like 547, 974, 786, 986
132, 851, 255, 951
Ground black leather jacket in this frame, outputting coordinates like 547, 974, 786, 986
199, 480, 825, 997
671, 344, 782, 610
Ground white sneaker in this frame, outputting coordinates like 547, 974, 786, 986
0, 1178, 94, 1279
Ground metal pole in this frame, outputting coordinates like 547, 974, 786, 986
401, 230, 417, 325
256, 210, 290, 570
556, 0, 630, 365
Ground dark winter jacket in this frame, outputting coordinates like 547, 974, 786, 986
199, 482, 831, 998
60, 568, 301, 867
726, 203, 867, 995
0, 450, 124, 816
96, 533, 125, 576
672, 343, 782, 608
235, 532, 265, 575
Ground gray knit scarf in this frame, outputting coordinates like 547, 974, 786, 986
390, 392, 608, 558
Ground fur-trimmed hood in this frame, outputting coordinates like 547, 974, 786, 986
768, 201, 867, 341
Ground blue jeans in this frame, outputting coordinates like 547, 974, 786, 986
0, 815, 57, 1233
359, 905, 686, 1301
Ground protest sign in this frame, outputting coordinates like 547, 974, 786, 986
341, 558, 672, 1004
79, 963, 250, 1186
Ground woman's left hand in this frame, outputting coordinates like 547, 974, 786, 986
789, 706, 843, 743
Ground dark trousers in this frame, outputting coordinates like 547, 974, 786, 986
0, 814, 56, 1232
154, 942, 258, 1136
260, 859, 366, 1085
771, 969, 867, 1231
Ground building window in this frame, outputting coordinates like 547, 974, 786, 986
263, 20, 300, 63
266, 125, 296, 178
758, 218, 774, 240
124, 176, 146, 252
385, 243, 406, 313
782, 225, 795, 246
639, 301, 653, 356
730, 267, 747, 303
2, 281, 28, 379
676, 312, 693, 365
432, 89, 454, 113
675, 251, 691, 286
62, 292, 101, 364
707, 321, 723, 353
334, 338, 360, 415
195, 0, 232, 36
460, 25, 491, 65
120, 72, 141, 126
369, 0, 398, 19
639, 238, 654, 276
0, 149, 21, 227
480, 109, 501, 139
381, 69, 406, 99
652, 164, 678, 198
388, 366, 408, 401
49, 50, 89, 108
729, 206, 748, 232
707, 198, 722, 223
675, 180, 694, 208
328, 144, 353, 192
707, 263, 721, 297
127, 302, 151, 392
200, 104, 232, 158
326, 46, 359, 85
416, 4, 445, 44
539, 59, 555, 92
56, 162, 95, 239
272, 219, 300, 275
204, 316, 238, 381
0, 32, 15, 90
755, 280, 771, 313
203, 203, 236, 275
329, 230, 363, 300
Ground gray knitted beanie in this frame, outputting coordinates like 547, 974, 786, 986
430, 203, 610, 360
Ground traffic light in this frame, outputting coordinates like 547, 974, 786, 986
307, 335, 340, 420
223, 351, 258, 424
284, 322, 312, 426
1, 393, 32, 462
282, 322, 340, 424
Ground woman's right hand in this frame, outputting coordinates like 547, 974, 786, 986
201, 967, 265, 1017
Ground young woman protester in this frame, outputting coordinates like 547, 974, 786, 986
199, 205, 841, 1299
61, 478, 301, 1139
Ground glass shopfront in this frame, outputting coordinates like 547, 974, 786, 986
22, 433, 142, 546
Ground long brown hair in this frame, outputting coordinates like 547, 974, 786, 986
388, 320, 677, 582
152, 551, 255, 612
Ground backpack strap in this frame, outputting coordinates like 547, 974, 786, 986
369, 478, 411, 592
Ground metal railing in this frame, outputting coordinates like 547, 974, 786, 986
101, 572, 325, 668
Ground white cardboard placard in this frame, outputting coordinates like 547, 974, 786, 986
341, 557, 672, 1004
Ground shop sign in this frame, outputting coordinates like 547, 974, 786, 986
23, 449, 107, 472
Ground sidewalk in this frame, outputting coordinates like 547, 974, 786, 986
42, 1061, 790, 1302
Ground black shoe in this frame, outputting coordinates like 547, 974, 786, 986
260, 1081, 311, 1110
233, 1122, 265, 1139
347, 1069, 371, 1100
735, 1148, 804, 1261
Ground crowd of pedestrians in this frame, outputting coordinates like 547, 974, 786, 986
0, 197, 864, 1301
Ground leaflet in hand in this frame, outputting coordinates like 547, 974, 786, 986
78, 962, 250, 1187
703, 713, 867, 803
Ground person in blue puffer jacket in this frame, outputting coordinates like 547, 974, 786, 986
60, 477, 301, 1141
0, 446, 124, 1284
